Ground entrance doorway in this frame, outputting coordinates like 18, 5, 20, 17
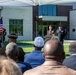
38, 21, 59, 37
42, 26, 48, 37
38, 25, 48, 37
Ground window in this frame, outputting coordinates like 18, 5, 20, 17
38, 5, 57, 16
48, 5, 52, 16
38, 6, 42, 16
52, 5, 56, 16
42, 5, 47, 15
9, 19, 23, 36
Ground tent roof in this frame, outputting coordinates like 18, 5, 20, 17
0, 0, 76, 6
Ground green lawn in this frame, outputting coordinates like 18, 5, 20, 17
4, 41, 70, 57
64, 44, 69, 57
21, 41, 70, 57
23, 47, 34, 53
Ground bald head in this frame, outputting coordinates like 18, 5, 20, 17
43, 40, 65, 61
69, 42, 76, 54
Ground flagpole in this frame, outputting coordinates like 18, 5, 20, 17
2, 30, 3, 47
0, 17, 4, 47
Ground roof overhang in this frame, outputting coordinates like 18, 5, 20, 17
38, 16, 67, 21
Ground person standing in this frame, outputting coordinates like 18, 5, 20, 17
56, 26, 65, 44
0, 28, 6, 47
45, 25, 54, 43
47, 25, 54, 35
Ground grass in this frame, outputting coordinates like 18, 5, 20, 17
22, 41, 70, 57
23, 47, 34, 53
64, 44, 69, 57
4, 41, 70, 57
18, 41, 34, 53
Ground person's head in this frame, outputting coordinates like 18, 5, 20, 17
34, 37, 44, 50
44, 36, 59, 45
58, 26, 62, 30
8, 33, 18, 43
49, 25, 52, 30
0, 56, 22, 75
69, 42, 76, 55
43, 40, 65, 62
51, 35, 59, 41
5, 42, 19, 61
17, 47, 25, 62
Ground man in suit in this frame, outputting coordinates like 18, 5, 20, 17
23, 40, 76, 75
63, 42, 76, 70
56, 26, 66, 44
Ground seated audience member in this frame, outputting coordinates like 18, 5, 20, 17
23, 40, 76, 75
63, 42, 76, 70
0, 33, 25, 62
51, 35, 59, 40
17, 47, 25, 62
17, 47, 32, 72
5, 42, 31, 73
44, 35, 59, 44
24, 36, 45, 68
0, 47, 6, 56
0, 56, 22, 75
5, 42, 19, 61
8, 33, 25, 62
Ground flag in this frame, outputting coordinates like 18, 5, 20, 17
0, 17, 3, 32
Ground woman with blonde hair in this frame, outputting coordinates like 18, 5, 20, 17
0, 56, 22, 75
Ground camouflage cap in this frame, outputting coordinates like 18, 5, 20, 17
8, 33, 18, 39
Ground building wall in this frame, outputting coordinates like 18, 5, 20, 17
1, 7, 33, 41
67, 3, 76, 9
57, 5, 72, 29
57, 5, 72, 16
33, 5, 73, 39
57, 5, 72, 39
70, 10, 76, 39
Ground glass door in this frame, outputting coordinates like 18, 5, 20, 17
42, 26, 48, 37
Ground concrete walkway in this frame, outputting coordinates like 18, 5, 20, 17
18, 40, 76, 47
18, 44, 33, 47
64, 40, 76, 42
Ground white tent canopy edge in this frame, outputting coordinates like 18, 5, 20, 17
0, 0, 76, 6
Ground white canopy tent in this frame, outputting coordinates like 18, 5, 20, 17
0, 0, 76, 6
